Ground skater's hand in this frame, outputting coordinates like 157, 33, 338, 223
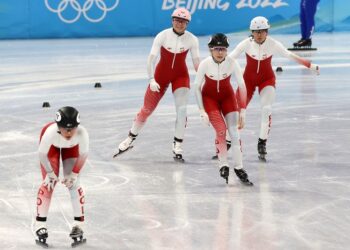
199, 109, 210, 126
238, 109, 246, 129
43, 171, 58, 192
62, 172, 79, 189
149, 78, 160, 92
310, 63, 320, 75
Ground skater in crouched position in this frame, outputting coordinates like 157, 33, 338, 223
229, 16, 319, 161
35, 106, 88, 248
114, 7, 200, 162
194, 33, 253, 185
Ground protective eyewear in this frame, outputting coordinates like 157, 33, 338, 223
252, 29, 268, 34
173, 18, 188, 24
210, 47, 228, 52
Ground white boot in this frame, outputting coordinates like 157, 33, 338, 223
114, 132, 137, 157
35, 220, 47, 232
172, 141, 183, 155
119, 135, 135, 151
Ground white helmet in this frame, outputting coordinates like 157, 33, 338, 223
250, 16, 270, 30
171, 8, 191, 22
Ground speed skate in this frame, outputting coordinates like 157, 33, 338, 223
70, 226, 86, 248
113, 145, 133, 158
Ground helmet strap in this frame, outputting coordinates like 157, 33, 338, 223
172, 28, 185, 36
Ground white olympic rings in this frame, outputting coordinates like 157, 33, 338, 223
45, 0, 119, 23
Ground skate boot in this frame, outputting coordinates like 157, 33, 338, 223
173, 137, 185, 163
70, 225, 86, 248
219, 165, 229, 184
35, 227, 49, 248
257, 138, 267, 162
113, 131, 137, 158
234, 168, 253, 186
293, 38, 312, 48
212, 140, 231, 160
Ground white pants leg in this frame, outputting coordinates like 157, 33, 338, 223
259, 86, 275, 140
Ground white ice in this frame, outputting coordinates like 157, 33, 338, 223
0, 33, 350, 250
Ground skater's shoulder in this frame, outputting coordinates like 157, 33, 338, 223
41, 123, 59, 137
76, 125, 89, 138
265, 36, 281, 45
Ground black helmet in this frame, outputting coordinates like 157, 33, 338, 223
55, 106, 80, 128
208, 33, 229, 48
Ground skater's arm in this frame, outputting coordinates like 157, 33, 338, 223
38, 130, 56, 173
229, 38, 248, 59
232, 59, 247, 128
190, 36, 200, 71
72, 127, 89, 174
274, 39, 319, 73
194, 61, 210, 126
147, 54, 158, 80
147, 32, 163, 80
232, 59, 247, 109
194, 62, 206, 111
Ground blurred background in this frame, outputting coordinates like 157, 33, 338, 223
1, 1, 350, 250
0, 0, 349, 39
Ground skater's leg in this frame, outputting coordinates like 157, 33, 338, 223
211, 132, 232, 160
208, 110, 230, 182
173, 87, 189, 140
300, 0, 308, 39
257, 86, 275, 160
115, 85, 168, 156
61, 155, 86, 246
225, 112, 253, 185
304, 0, 319, 40
172, 87, 189, 160
225, 112, 243, 169
208, 110, 228, 167
61, 151, 85, 226
130, 85, 168, 135
68, 181, 85, 226
36, 146, 60, 221
259, 86, 275, 140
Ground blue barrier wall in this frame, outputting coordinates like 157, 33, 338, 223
0, 0, 349, 39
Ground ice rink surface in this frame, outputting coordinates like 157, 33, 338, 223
0, 32, 349, 250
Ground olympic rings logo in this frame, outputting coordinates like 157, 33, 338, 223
45, 0, 119, 23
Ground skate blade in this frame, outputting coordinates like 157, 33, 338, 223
71, 238, 86, 248
258, 155, 267, 162
288, 47, 317, 51
211, 155, 218, 160
242, 180, 254, 186
36, 239, 49, 248
173, 157, 185, 163
113, 146, 133, 158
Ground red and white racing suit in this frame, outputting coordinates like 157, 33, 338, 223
36, 123, 89, 224
194, 56, 247, 168
131, 28, 200, 142
229, 36, 313, 139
